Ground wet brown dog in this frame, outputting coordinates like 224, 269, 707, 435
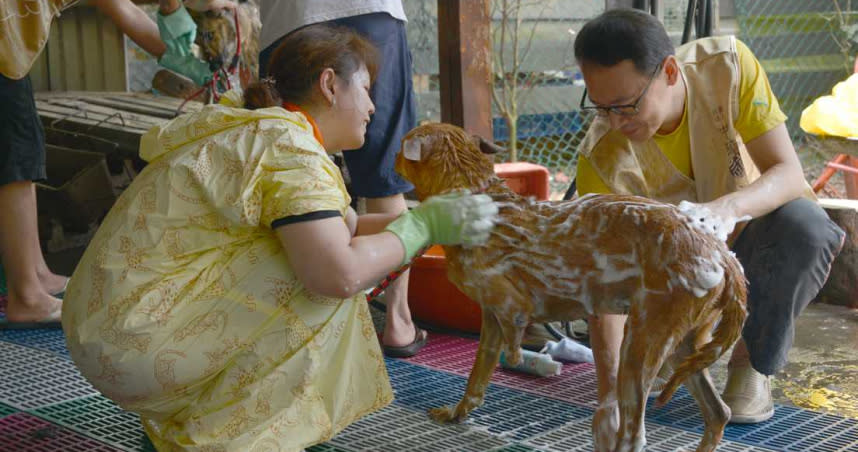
395, 123, 748, 452
189, 0, 261, 89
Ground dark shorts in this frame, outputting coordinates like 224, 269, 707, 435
732, 198, 845, 375
0, 74, 46, 185
260, 12, 416, 198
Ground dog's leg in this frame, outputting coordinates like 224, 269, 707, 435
685, 369, 729, 452
613, 308, 683, 452
429, 309, 503, 423
672, 332, 731, 452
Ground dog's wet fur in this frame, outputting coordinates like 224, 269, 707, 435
395, 123, 748, 452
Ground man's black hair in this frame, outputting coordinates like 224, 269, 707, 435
574, 8, 675, 74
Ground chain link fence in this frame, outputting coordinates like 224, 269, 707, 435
405, 1, 600, 198
123, 1, 855, 197
405, 1, 719, 198
735, 0, 856, 196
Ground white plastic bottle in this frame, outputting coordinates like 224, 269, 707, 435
499, 348, 562, 377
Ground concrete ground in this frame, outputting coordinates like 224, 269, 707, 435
740, 303, 858, 419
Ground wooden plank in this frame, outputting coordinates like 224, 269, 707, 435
437, 0, 493, 139
68, 97, 181, 120
81, 8, 105, 91
103, 94, 203, 114
36, 91, 202, 114
46, 99, 165, 128
35, 101, 155, 132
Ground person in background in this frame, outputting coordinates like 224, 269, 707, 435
63, 24, 497, 451
258, 1, 426, 357
572, 9, 844, 450
0, 0, 224, 328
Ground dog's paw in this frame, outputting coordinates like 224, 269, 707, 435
428, 406, 462, 423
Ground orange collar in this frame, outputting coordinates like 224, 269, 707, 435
282, 102, 324, 146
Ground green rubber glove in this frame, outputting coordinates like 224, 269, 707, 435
157, 4, 213, 86
385, 190, 499, 265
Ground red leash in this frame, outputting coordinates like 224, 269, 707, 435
366, 246, 429, 302
176, 9, 242, 114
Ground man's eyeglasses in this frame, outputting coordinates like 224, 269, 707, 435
579, 63, 663, 117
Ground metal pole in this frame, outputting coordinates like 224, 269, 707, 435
681, 0, 698, 44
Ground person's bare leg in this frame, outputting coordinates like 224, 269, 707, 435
21, 183, 67, 294
366, 194, 420, 347
0, 181, 63, 322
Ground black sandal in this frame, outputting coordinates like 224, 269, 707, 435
382, 327, 428, 358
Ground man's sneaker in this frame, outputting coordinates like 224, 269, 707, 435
649, 361, 674, 398
721, 365, 774, 423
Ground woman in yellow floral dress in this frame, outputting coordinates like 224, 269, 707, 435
62, 24, 497, 452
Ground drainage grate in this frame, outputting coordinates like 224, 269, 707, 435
0, 413, 121, 451
30, 395, 154, 452
0, 342, 97, 409
0, 328, 71, 359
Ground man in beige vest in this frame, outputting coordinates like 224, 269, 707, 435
573, 9, 845, 449
0, 0, 226, 328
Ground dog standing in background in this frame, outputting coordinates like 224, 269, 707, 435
188, 0, 261, 89
395, 123, 748, 452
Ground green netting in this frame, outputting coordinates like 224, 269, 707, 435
405, 1, 603, 198
736, 0, 856, 193
406, 1, 856, 197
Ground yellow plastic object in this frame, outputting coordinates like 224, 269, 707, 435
800, 73, 858, 138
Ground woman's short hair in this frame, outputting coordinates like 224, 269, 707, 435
244, 24, 379, 109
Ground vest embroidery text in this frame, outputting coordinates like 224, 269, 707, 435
713, 106, 745, 178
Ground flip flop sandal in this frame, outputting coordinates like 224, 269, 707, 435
0, 304, 62, 330
382, 327, 428, 358
52, 278, 70, 299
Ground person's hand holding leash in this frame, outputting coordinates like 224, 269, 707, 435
156, 3, 212, 86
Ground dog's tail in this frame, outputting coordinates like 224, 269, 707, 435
656, 253, 747, 406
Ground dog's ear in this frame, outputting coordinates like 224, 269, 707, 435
472, 135, 505, 155
402, 136, 424, 162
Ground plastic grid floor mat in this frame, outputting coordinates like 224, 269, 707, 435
521, 415, 777, 452
395, 334, 858, 452
403, 334, 599, 406
306, 445, 353, 452
0, 329, 856, 451
330, 403, 511, 452
0, 328, 70, 359
0, 342, 97, 410
30, 394, 155, 452
0, 413, 122, 451
0, 402, 17, 419
386, 358, 592, 442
